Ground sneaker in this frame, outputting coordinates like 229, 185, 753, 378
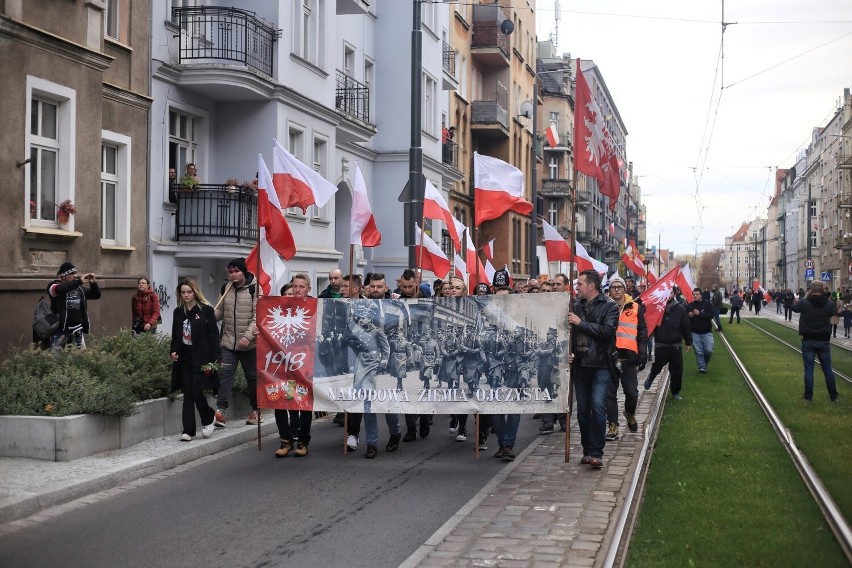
643, 377, 653, 390
402, 431, 416, 442
246, 410, 263, 425
419, 423, 430, 438
365, 444, 378, 459
605, 422, 619, 441
493, 447, 506, 458
625, 413, 638, 433
180, 433, 193, 442
698, 368, 707, 373
501, 447, 515, 461
332, 413, 345, 426
449, 416, 458, 434
274, 439, 292, 458
589, 457, 604, 468
539, 422, 555, 434
202, 420, 215, 438
580, 455, 592, 465
214, 409, 226, 427
672, 393, 683, 400
293, 441, 308, 457
455, 432, 467, 442
478, 433, 488, 451
386, 433, 401, 452
346, 435, 359, 452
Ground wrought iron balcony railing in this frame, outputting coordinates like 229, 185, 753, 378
336, 70, 371, 123
171, 6, 281, 77
442, 41, 456, 77
540, 179, 572, 196
172, 184, 258, 243
442, 140, 459, 168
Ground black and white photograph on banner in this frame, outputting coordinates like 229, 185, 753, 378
310, 293, 570, 415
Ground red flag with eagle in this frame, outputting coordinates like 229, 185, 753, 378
573, 60, 621, 211
622, 241, 646, 276
637, 265, 683, 337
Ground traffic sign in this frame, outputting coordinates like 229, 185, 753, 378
804, 258, 815, 269
821, 271, 831, 282
805, 268, 815, 281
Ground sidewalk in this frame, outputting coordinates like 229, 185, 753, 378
0, 382, 661, 566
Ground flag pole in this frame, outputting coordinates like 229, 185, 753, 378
416, 214, 426, 275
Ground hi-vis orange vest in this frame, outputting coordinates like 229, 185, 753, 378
615, 302, 639, 354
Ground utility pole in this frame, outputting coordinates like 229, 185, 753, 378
806, 182, 812, 283
406, 0, 424, 269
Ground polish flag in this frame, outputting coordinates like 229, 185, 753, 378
483, 238, 495, 262
646, 266, 658, 285
465, 229, 489, 290
575, 240, 608, 276
246, 235, 289, 296
423, 179, 464, 251
474, 152, 533, 226
676, 264, 695, 303
484, 259, 496, 285
257, 154, 297, 260
608, 222, 615, 236
573, 60, 621, 211
545, 123, 560, 148
415, 224, 451, 278
638, 265, 682, 337
350, 162, 381, 247
272, 139, 338, 213
622, 244, 646, 276
453, 254, 467, 281
542, 219, 571, 262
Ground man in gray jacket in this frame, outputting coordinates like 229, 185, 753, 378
214, 258, 260, 426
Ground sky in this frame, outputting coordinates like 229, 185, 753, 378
534, 0, 852, 258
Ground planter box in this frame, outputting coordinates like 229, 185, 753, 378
0, 394, 249, 461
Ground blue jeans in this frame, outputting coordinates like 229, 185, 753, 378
493, 414, 520, 448
219, 348, 257, 410
364, 413, 401, 446
801, 340, 838, 400
713, 308, 723, 330
691, 332, 714, 371
573, 366, 611, 459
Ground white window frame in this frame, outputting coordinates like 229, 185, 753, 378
169, 107, 199, 184
310, 135, 329, 222
294, 0, 325, 67
548, 201, 558, 226
100, 130, 131, 247
25, 76, 76, 229
548, 156, 558, 179
343, 43, 355, 77
422, 72, 437, 137
104, 0, 120, 40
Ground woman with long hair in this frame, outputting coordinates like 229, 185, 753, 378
131, 276, 161, 334
169, 279, 220, 441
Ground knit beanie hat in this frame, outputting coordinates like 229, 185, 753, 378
57, 262, 77, 277
608, 275, 626, 289
227, 257, 250, 280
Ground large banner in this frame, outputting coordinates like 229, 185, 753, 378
257, 294, 570, 414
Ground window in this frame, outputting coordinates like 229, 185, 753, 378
343, 44, 355, 76
26, 77, 76, 227
295, 0, 324, 66
423, 73, 437, 136
169, 109, 198, 184
548, 157, 558, 179
422, 1, 436, 32
364, 58, 374, 118
548, 202, 558, 226
550, 111, 559, 130
100, 131, 131, 246
310, 137, 328, 221
104, 0, 120, 40
809, 199, 817, 218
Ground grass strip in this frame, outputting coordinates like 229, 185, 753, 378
723, 323, 851, 522
628, 332, 847, 567
748, 317, 852, 373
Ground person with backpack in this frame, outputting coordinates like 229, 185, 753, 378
214, 258, 261, 427
46, 262, 101, 350
131, 276, 161, 334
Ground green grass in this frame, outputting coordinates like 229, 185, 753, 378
627, 331, 848, 567
748, 317, 852, 374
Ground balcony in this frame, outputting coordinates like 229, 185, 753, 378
836, 154, 852, 170
576, 189, 592, 204
471, 5, 511, 68
540, 179, 572, 198
577, 231, 592, 243
442, 140, 459, 169
335, 70, 371, 124
543, 134, 572, 152
442, 41, 458, 90
171, 7, 281, 78
173, 185, 258, 243
840, 192, 852, 209
471, 81, 509, 138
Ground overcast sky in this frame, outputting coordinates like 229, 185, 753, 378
534, 0, 852, 258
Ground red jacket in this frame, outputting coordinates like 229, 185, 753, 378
131, 290, 161, 327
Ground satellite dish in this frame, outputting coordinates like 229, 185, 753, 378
500, 19, 514, 35
519, 101, 534, 119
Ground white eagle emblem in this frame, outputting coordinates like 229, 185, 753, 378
267, 305, 311, 347
647, 281, 673, 312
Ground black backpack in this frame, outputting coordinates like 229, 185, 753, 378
33, 296, 60, 340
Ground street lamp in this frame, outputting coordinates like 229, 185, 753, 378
736, 244, 740, 291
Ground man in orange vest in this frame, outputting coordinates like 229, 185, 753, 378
605, 276, 648, 439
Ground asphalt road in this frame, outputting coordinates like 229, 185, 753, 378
0, 415, 547, 568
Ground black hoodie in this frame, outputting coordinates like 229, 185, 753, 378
791, 293, 836, 341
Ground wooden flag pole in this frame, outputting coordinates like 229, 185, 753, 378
564, 162, 579, 463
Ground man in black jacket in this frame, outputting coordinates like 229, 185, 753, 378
791, 281, 838, 402
568, 269, 619, 468
687, 288, 715, 373
47, 262, 101, 350
643, 287, 692, 399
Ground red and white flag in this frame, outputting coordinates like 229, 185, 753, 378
646, 265, 658, 285
415, 224, 451, 278
465, 229, 489, 289
423, 179, 464, 251
542, 219, 571, 263
272, 139, 338, 213
573, 60, 621, 211
484, 258, 496, 284
473, 152, 533, 226
257, 154, 297, 260
575, 240, 608, 275
483, 238, 495, 262
246, 236, 289, 296
453, 254, 467, 280
622, 243, 646, 276
676, 264, 695, 303
608, 222, 615, 236
349, 162, 381, 247
545, 123, 560, 148
638, 265, 682, 337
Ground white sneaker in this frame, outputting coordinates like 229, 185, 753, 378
180, 433, 192, 442
346, 435, 358, 451
202, 421, 215, 438
455, 433, 467, 442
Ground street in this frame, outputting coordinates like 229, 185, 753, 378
0, 415, 545, 568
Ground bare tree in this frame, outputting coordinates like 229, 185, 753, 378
697, 248, 724, 290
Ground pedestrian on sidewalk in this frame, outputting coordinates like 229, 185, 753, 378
783, 289, 795, 321
131, 276, 160, 334
644, 287, 692, 400
839, 303, 852, 338
687, 288, 715, 373
791, 281, 839, 402
170, 279, 219, 442
728, 289, 743, 324
214, 258, 261, 427
567, 269, 619, 468
711, 287, 724, 332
